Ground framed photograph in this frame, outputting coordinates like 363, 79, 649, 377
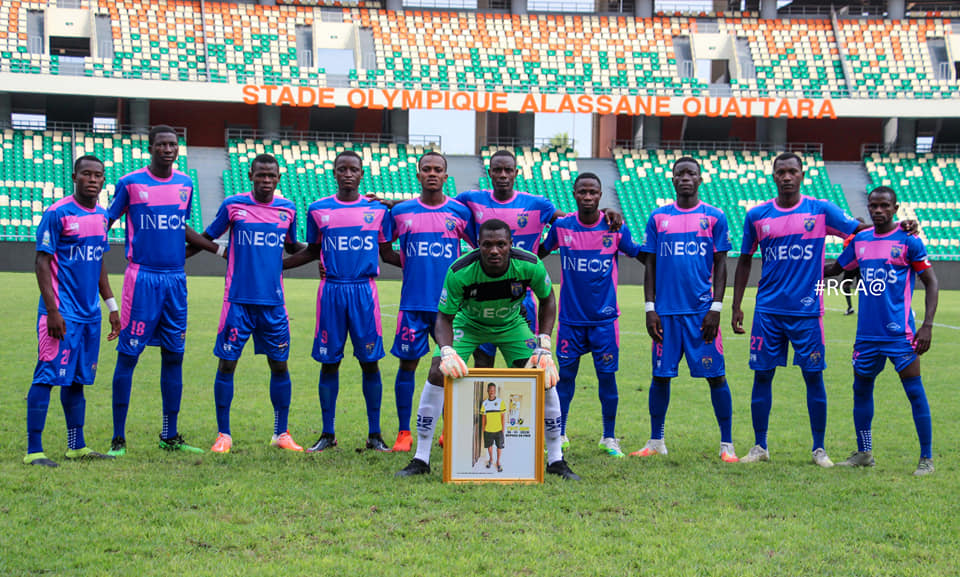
442, 368, 544, 484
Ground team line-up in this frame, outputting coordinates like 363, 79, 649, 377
25, 124, 939, 480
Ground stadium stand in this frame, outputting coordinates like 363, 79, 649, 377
864, 152, 960, 259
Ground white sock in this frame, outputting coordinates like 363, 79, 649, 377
544, 387, 563, 464
414, 381, 444, 464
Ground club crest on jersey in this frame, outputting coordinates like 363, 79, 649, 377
700, 217, 709, 230
517, 213, 529, 228
445, 218, 456, 231
602, 235, 613, 248
601, 353, 615, 365
804, 218, 816, 231
701, 357, 713, 369
179, 187, 190, 202
890, 245, 902, 259
365, 342, 376, 353
279, 212, 288, 222
809, 351, 822, 364
511, 282, 524, 297
363, 211, 375, 224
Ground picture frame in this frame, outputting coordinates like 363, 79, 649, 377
442, 368, 544, 484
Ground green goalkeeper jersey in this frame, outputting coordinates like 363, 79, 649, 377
438, 247, 552, 329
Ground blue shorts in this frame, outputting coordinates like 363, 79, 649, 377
391, 310, 437, 360
652, 313, 725, 378
478, 290, 536, 359
33, 314, 101, 386
557, 321, 619, 373
312, 279, 385, 364
749, 311, 826, 372
117, 265, 188, 355
852, 339, 917, 377
215, 302, 291, 362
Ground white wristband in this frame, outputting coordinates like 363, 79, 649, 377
537, 333, 552, 349
645, 302, 656, 313
216, 244, 226, 258
710, 301, 723, 312
105, 297, 119, 312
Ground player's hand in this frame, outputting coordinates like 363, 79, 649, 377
646, 311, 663, 343
439, 346, 469, 378
701, 310, 721, 343
107, 311, 121, 341
317, 261, 327, 280
913, 324, 933, 355
731, 308, 745, 334
900, 219, 919, 236
47, 309, 66, 340
603, 209, 624, 232
525, 334, 559, 389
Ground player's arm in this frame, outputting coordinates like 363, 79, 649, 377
364, 193, 401, 209
379, 241, 402, 268
644, 252, 662, 344
35, 252, 65, 339
185, 226, 220, 258
702, 251, 726, 344
914, 265, 939, 355
482, 412, 487, 431
98, 262, 121, 340
823, 261, 844, 277
283, 243, 322, 270
731, 254, 752, 334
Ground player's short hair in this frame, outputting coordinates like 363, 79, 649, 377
334, 150, 363, 168
73, 154, 104, 173
418, 151, 447, 170
478, 218, 512, 240
574, 172, 601, 188
487, 382, 497, 390
773, 151, 803, 170
868, 185, 898, 203
148, 124, 178, 145
672, 156, 701, 173
489, 149, 517, 168
250, 153, 279, 170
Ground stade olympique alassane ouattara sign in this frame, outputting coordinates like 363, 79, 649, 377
241, 85, 838, 119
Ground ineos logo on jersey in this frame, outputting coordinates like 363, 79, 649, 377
764, 244, 814, 261
139, 213, 186, 230
406, 241, 454, 259
237, 230, 287, 247
862, 267, 898, 285
561, 255, 611, 274
68, 245, 105, 262
660, 241, 708, 257
324, 235, 375, 251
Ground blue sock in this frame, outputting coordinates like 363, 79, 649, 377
648, 378, 670, 440
362, 370, 383, 436
27, 384, 52, 454
901, 375, 932, 459
597, 371, 618, 439
709, 378, 734, 444
751, 370, 775, 449
214, 370, 234, 435
160, 349, 184, 439
61, 384, 86, 450
803, 370, 828, 451
318, 370, 339, 436
394, 369, 416, 432
111, 352, 139, 439
852, 374, 875, 452
557, 360, 579, 436
270, 371, 292, 436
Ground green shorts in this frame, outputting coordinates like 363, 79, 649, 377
433, 315, 537, 367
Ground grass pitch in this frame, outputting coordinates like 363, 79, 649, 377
1, 272, 958, 576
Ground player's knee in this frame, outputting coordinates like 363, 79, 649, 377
359, 361, 379, 374
321, 362, 341, 375
218, 359, 238, 374
398, 359, 419, 372
707, 376, 726, 389
652, 376, 671, 387
267, 359, 288, 375
160, 348, 184, 365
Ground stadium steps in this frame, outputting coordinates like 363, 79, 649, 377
576, 158, 623, 215
826, 161, 871, 220
446, 155, 486, 194
190, 146, 228, 227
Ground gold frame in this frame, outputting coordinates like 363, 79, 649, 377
442, 368, 544, 484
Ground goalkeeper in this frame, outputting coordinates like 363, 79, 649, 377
396, 219, 579, 480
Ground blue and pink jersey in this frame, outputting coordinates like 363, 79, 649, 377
456, 189, 556, 253
107, 167, 193, 271
837, 227, 931, 342
542, 213, 641, 325
641, 202, 731, 315
205, 192, 297, 306
306, 195, 393, 281
35, 196, 110, 323
390, 197, 472, 311
741, 196, 859, 317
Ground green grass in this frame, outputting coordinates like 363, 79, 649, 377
2, 272, 959, 576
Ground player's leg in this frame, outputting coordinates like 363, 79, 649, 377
309, 280, 347, 452
741, 312, 786, 463
62, 322, 111, 460
390, 311, 434, 451
212, 358, 238, 453
555, 323, 585, 447
156, 272, 197, 452
681, 313, 735, 461
25, 382, 55, 466
352, 279, 389, 451
496, 432, 503, 470
27, 315, 76, 466
838, 344, 881, 467
634, 316, 681, 457
788, 316, 832, 466
485, 433, 494, 467
252, 304, 301, 451
473, 344, 496, 368
895, 351, 933, 475
590, 322, 622, 457
393, 358, 419, 452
